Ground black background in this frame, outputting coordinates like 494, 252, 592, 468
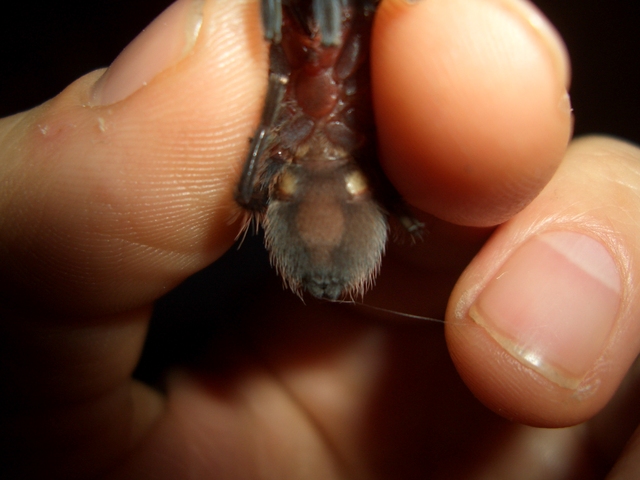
1, 1, 639, 381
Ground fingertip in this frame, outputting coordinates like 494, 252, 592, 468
91, 0, 204, 106
444, 136, 640, 427
445, 302, 612, 428
372, 0, 572, 226
0, 0, 268, 315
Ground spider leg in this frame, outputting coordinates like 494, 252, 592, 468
263, 0, 366, 46
235, 71, 288, 211
313, 0, 345, 45
261, 0, 283, 43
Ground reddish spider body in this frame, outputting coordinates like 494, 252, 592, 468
236, 0, 417, 299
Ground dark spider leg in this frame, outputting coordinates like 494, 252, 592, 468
313, 0, 345, 45
263, 0, 354, 46
362, 0, 379, 15
261, 0, 283, 43
314, 0, 381, 45
235, 71, 288, 211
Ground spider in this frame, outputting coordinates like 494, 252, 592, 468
235, 0, 421, 299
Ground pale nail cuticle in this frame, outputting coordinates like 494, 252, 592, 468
470, 305, 584, 390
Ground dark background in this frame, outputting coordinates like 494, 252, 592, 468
1, 1, 638, 380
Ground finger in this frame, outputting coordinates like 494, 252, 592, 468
372, 0, 572, 227
2, 1, 266, 478
446, 136, 640, 427
1, 307, 165, 478
0, 0, 267, 316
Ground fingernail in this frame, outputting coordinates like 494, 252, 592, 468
469, 232, 621, 389
91, 0, 205, 106
498, 0, 571, 89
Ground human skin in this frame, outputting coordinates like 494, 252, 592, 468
2, 0, 640, 478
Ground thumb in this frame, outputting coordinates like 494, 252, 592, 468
0, 0, 266, 316
446, 136, 640, 427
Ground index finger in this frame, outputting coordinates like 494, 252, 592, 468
372, 0, 572, 226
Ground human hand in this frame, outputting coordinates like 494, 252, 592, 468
2, 0, 639, 478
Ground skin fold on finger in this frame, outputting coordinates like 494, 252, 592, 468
4, 373, 164, 480
1, 307, 150, 406
1, 305, 165, 479
0, 0, 268, 316
446, 136, 640, 427
372, 0, 572, 227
